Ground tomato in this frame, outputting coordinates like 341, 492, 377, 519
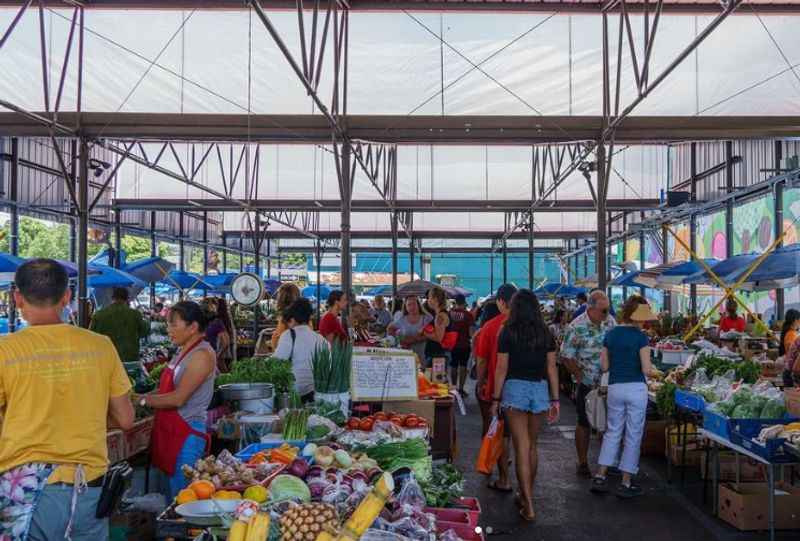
404, 417, 420, 428
347, 418, 361, 430
374, 412, 388, 421
389, 416, 404, 425
359, 418, 375, 431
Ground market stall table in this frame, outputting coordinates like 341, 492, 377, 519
700, 428, 800, 541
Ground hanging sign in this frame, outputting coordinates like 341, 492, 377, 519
350, 347, 419, 402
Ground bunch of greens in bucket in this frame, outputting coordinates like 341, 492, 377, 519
312, 341, 353, 394
421, 464, 464, 508
215, 357, 295, 393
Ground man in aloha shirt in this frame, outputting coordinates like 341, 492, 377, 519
560, 290, 616, 478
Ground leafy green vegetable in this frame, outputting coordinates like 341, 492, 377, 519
146, 363, 166, 387
760, 399, 787, 419
421, 464, 464, 507
306, 425, 330, 440
313, 401, 347, 426
735, 360, 761, 384
365, 438, 432, 480
216, 357, 295, 393
655, 382, 677, 418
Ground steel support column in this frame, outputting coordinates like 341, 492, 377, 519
150, 210, 157, 307
391, 211, 398, 299
596, 143, 608, 291
315, 240, 322, 323
266, 238, 271, 279
178, 211, 185, 271
202, 211, 209, 276
69, 139, 77, 262
725, 141, 734, 258
8, 137, 18, 332
222, 250, 228, 274
339, 142, 353, 304
774, 140, 785, 320
489, 249, 494, 294
583, 240, 589, 278
502, 240, 508, 284
639, 211, 646, 295
621, 214, 628, 299
77, 138, 89, 328
409, 235, 415, 281
689, 142, 697, 316
662, 224, 671, 313
113, 210, 122, 269
528, 211, 534, 288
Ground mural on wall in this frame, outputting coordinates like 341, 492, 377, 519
644, 234, 662, 267
625, 238, 641, 267
695, 210, 727, 260
667, 222, 690, 261
732, 194, 775, 255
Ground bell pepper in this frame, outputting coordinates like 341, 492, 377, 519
269, 448, 296, 465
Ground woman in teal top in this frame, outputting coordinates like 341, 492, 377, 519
590, 295, 657, 499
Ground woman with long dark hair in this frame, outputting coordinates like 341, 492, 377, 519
490, 289, 559, 522
780, 309, 800, 387
422, 286, 453, 369
318, 290, 348, 344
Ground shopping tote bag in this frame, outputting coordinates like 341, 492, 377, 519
476, 416, 504, 474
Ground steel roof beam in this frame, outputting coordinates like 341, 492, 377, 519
5, 1, 800, 14
2, 113, 799, 143
224, 229, 592, 240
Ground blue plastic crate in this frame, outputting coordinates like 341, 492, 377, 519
675, 389, 706, 413
703, 409, 730, 439
235, 440, 306, 462
728, 417, 800, 464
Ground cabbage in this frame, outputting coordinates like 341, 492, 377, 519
760, 399, 787, 419
268, 474, 311, 503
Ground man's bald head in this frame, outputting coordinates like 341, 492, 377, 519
587, 290, 610, 324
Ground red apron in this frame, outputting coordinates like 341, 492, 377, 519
150, 339, 211, 475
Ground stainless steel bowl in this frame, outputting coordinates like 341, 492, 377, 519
218, 383, 274, 401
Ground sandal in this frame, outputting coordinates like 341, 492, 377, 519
487, 480, 513, 493
519, 508, 536, 522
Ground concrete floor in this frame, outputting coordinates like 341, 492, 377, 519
452, 392, 797, 541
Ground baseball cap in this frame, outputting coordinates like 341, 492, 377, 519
454, 293, 467, 306
496, 283, 518, 303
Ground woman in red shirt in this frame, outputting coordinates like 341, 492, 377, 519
318, 290, 349, 345
719, 298, 746, 333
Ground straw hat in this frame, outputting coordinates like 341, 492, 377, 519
630, 303, 658, 322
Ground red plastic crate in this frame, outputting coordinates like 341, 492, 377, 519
424, 507, 473, 528
448, 497, 481, 527
437, 522, 485, 541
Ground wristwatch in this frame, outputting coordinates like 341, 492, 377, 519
139, 396, 147, 407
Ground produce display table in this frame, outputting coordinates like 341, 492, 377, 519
700, 428, 799, 541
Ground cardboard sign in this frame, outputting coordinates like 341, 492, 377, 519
351, 347, 419, 402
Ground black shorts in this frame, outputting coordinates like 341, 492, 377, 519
450, 347, 471, 368
576, 383, 591, 428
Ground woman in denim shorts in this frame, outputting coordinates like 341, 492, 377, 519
490, 289, 560, 523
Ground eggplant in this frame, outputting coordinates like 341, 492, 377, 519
288, 458, 310, 479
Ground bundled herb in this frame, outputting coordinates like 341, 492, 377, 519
364, 438, 432, 482
312, 341, 353, 394
215, 357, 295, 393
282, 409, 310, 440
655, 382, 677, 418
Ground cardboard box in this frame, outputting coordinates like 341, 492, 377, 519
124, 416, 154, 457
700, 451, 766, 482
786, 388, 800, 417
385, 399, 437, 430
106, 429, 126, 464
718, 482, 800, 531
641, 419, 667, 457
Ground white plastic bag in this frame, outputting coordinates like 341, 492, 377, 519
586, 375, 608, 432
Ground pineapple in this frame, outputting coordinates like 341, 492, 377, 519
279, 503, 338, 541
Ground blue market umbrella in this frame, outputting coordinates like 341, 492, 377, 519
124, 257, 175, 284
0, 253, 27, 281
302, 284, 332, 299
729, 245, 800, 291
264, 279, 282, 295
88, 265, 146, 289
202, 273, 238, 294
365, 285, 393, 297
161, 271, 212, 291
610, 271, 647, 288
90, 247, 127, 268
533, 282, 586, 298
656, 259, 719, 286
683, 253, 760, 286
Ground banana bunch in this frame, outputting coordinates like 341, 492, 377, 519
228, 511, 271, 541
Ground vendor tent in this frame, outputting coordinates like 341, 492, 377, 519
533, 282, 586, 298
610, 272, 647, 288
302, 284, 332, 300
161, 271, 212, 291
683, 254, 760, 286
0, 253, 28, 281
88, 265, 146, 289
656, 260, 719, 286
124, 257, 175, 284
721, 245, 800, 291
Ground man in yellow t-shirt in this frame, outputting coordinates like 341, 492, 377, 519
0, 259, 134, 540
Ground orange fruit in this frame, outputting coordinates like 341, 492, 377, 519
212, 490, 241, 500
188, 480, 216, 500
176, 488, 198, 504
